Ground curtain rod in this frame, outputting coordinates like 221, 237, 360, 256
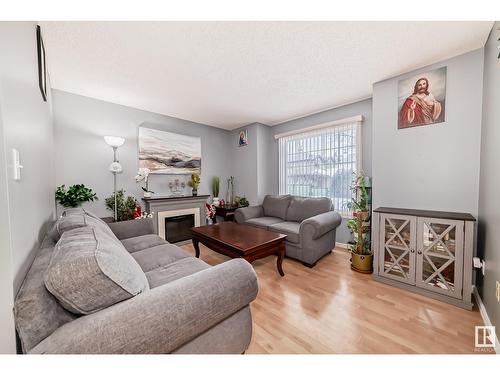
274, 115, 364, 140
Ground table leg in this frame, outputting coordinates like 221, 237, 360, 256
192, 238, 200, 258
277, 242, 285, 276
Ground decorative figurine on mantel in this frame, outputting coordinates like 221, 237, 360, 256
168, 178, 186, 196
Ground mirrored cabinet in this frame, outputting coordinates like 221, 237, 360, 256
373, 207, 475, 309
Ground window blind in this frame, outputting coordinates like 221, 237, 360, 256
278, 119, 362, 217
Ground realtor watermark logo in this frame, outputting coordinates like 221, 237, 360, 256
475, 326, 496, 352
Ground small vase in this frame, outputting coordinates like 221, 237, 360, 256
192, 188, 198, 197
212, 197, 220, 207
206, 218, 214, 225
143, 191, 152, 198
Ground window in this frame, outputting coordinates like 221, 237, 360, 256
277, 117, 362, 217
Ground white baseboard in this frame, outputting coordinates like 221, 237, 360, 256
473, 286, 499, 354
336, 242, 349, 249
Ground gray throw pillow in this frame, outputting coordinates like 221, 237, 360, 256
44, 226, 149, 315
286, 196, 332, 222
262, 195, 292, 220
51, 211, 115, 242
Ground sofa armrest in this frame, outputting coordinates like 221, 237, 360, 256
300, 211, 342, 240
30, 259, 258, 354
234, 205, 264, 223
107, 218, 155, 240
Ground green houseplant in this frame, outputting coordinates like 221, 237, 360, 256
235, 196, 249, 207
346, 173, 372, 273
187, 173, 201, 196
105, 189, 138, 222
55, 184, 98, 208
211, 176, 220, 205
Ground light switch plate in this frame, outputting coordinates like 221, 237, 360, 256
12, 149, 23, 180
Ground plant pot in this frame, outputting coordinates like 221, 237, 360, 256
350, 253, 373, 274
192, 188, 198, 197
212, 197, 220, 207
143, 191, 153, 198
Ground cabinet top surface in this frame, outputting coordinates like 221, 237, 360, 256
373, 207, 476, 221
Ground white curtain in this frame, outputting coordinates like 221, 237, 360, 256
278, 121, 361, 216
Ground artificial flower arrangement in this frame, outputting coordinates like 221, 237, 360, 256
133, 206, 154, 220
135, 168, 154, 197
205, 203, 216, 221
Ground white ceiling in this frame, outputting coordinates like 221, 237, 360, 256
40, 21, 493, 130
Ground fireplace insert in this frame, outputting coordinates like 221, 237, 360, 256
164, 214, 195, 243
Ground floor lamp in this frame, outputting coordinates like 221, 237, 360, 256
104, 136, 125, 222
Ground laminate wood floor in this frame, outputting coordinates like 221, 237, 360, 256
181, 244, 486, 354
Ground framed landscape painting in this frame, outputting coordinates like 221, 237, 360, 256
398, 67, 446, 129
138, 127, 201, 174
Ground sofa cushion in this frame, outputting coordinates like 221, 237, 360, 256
245, 216, 284, 229
14, 244, 78, 353
286, 196, 332, 222
262, 195, 292, 220
121, 234, 167, 254
269, 221, 301, 244
44, 226, 149, 315
49, 210, 116, 242
62, 207, 85, 216
131, 244, 191, 273
145, 257, 211, 288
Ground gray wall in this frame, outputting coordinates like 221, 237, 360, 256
267, 98, 373, 244
0, 22, 56, 352
228, 123, 259, 205
477, 23, 499, 332
0, 91, 16, 354
53, 90, 233, 218
372, 49, 484, 218
229, 122, 277, 205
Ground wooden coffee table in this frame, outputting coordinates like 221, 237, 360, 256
191, 222, 287, 276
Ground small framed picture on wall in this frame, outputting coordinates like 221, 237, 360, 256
36, 25, 47, 102
238, 129, 248, 147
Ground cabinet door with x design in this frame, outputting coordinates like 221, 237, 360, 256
416, 217, 464, 299
379, 214, 416, 284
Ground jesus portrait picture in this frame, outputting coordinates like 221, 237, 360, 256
398, 67, 446, 129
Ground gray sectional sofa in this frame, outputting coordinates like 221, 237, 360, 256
235, 195, 342, 267
14, 208, 258, 354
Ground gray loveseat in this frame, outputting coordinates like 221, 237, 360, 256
235, 195, 342, 267
14, 208, 258, 354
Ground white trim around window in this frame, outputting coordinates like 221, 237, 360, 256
277, 115, 363, 217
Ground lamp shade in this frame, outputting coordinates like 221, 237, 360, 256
104, 136, 125, 148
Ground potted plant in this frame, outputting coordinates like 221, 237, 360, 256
235, 196, 249, 207
55, 184, 98, 208
187, 173, 200, 196
135, 168, 154, 198
346, 173, 373, 273
211, 176, 220, 206
105, 189, 139, 222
